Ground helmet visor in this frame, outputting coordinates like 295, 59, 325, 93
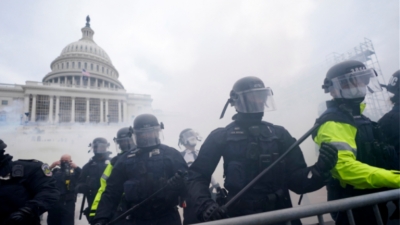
181, 130, 202, 146
114, 137, 135, 153
133, 126, 163, 148
234, 88, 275, 113
330, 68, 382, 99
92, 143, 109, 154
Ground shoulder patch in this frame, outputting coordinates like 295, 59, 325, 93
41, 163, 52, 177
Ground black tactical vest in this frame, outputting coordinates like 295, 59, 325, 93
123, 145, 179, 210
222, 121, 285, 199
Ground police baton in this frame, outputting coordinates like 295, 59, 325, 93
79, 194, 86, 220
107, 171, 187, 225
222, 123, 320, 210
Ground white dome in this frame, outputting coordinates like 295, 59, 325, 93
42, 16, 123, 89
60, 39, 112, 63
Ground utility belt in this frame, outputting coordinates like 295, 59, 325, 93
127, 205, 177, 220
231, 189, 284, 212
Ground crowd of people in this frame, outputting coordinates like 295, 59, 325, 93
0, 60, 398, 225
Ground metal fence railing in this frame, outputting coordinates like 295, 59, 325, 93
199, 189, 400, 225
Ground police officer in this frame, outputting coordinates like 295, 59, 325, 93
76, 137, 111, 221
379, 70, 399, 158
89, 127, 137, 221
92, 114, 188, 225
179, 128, 220, 224
179, 128, 220, 189
187, 76, 338, 225
47, 154, 81, 225
314, 60, 400, 225
0, 139, 59, 225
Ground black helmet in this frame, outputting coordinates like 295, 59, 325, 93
113, 127, 136, 152
89, 137, 109, 154
132, 114, 164, 148
178, 128, 201, 147
0, 139, 7, 150
386, 70, 400, 95
322, 60, 381, 99
220, 76, 275, 119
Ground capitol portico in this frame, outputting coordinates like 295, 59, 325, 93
0, 16, 153, 125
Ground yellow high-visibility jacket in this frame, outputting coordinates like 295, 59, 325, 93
314, 104, 400, 189
89, 161, 114, 217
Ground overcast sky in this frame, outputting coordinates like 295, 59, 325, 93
0, 0, 399, 163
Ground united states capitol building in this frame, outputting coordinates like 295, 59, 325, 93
0, 16, 153, 126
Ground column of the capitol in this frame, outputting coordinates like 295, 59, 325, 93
48, 96, 53, 123
24, 94, 29, 121
71, 97, 75, 123
118, 100, 122, 123
55, 96, 60, 123
31, 95, 37, 122
105, 100, 109, 123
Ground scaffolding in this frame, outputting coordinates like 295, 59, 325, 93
326, 38, 391, 121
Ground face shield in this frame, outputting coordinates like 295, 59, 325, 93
232, 87, 275, 113
89, 142, 109, 154
133, 126, 163, 148
181, 130, 202, 147
330, 68, 382, 99
114, 137, 135, 153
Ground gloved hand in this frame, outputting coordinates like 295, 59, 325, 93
91, 219, 108, 225
167, 170, 187, 189
5, 207, 34, 225
201, 202, 227, 222
314, 143, 338, 174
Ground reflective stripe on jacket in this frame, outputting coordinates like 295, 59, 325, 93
89, 163, 114, 217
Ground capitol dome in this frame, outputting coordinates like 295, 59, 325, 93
42, 16, 124, 89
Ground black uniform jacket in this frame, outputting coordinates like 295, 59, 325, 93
187, 119, 328, 223
52, 166, 81, 200
0, 159, 60, 224
76, 156, 109, 206
378, 104, 399, 153
93, 144, 188, 222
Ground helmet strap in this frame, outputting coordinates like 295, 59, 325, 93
219, 99, 231, 119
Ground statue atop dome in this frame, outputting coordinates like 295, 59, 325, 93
86, 15, 90, 27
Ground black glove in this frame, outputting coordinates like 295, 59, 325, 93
167, 170, 187, 189
5, 207, 34, 225
314, 143, 338, 174
91, 219, 108, 225
201, 202, 227, 222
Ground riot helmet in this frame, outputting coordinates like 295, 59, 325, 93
220, 76, 275, 119
178, 128, 202, 148
386, 70, 400, 96
0, 139, 6, 150
89, 137, 109, 154
132, 114, 164, 148
322, 60, 382, 101
113, 127, 136, 153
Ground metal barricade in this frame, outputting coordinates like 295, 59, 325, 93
199, 189, 399, 225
